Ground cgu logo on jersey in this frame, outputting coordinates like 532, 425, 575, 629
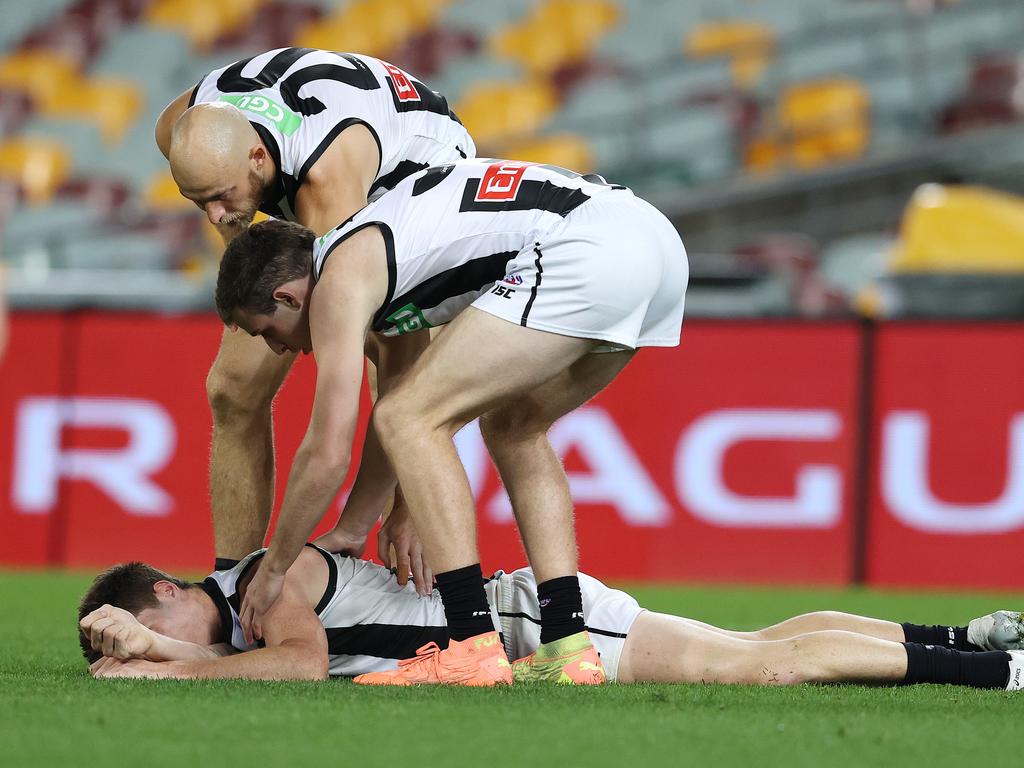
382, 62, 420, 102
219, 94, 302, 136
385, 303, 430, 334
475, 161, 532, 202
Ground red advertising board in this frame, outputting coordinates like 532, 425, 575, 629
865, 323, 1024, 590
2, 314, 862, 584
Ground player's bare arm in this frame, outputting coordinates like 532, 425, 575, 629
92, 552, 330, 681
237, 226, 390, 642
80, 604, 235, 663
315, 329, 433, 593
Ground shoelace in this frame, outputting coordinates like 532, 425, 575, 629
396, 641, 476, 680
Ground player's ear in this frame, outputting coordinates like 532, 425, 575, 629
153, 580, 179, 600
272, 285, 301, 310
250, 144, 266, 168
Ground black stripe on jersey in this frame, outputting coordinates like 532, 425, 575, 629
307, 544, 340, 615
459, 179, 591, 217
326, 624, 450, 659
187, 76, 202, 108
198, 578, 235, 645
371, 160, 433, 198
384, 74, 462, 123
409, 164, 454, 197
521, 243, 543, 326
497, 611, 628, 640
295, 117, 383, 198
317, 221, 396, 308
251, 123, 290, 219
216, 49, 379, 117
373, 250, 518, 334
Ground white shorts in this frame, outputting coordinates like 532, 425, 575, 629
485, 568, 645, 682
471, 190, 688, 350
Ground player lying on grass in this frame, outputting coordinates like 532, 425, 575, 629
78, 542, 1024, 690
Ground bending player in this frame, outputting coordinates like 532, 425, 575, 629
156, 47, 474, 590
215, 159, 688, 685
78, 542, 1024, 691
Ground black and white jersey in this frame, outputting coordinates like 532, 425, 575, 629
200, 545, 645, 680
189, 47, 475, 220
201, 544, 499, 676
311, 159, 628, 336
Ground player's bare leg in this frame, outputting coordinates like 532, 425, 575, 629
668, 609, 1024, 651
480, 351, 634, 684
360, 309, 602, 686
207, 328, 294, 563
617, 612, 1018, 689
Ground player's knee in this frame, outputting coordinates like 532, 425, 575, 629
206, 364, 274, 423
372, 393, 415, 450
479, 403, 551, 449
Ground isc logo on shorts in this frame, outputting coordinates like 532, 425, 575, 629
475, 161, 531, 202
382, 62, 420, 102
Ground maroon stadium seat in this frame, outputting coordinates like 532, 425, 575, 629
390, 27, 480, 79
939, 53, 1024, 133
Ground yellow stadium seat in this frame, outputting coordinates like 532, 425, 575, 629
38, 77, 143, 145
539, 0, 620, 48
890, 184, 1024, 273
294, 17, 393, 59
501, 133, 595, 173
147, 0, 266, 51
0, 138, 71, 205
0, 50, 79, 105
686, 20, 776, 87
779, 79, 869, 169
145, 170, 190, 210
491, 0, 620, 74
456, 79, 559, 148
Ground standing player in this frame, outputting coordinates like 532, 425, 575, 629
154, 48, 474, 586
214, 159, 689, 685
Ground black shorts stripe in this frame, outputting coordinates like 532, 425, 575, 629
374, 250, 517, 333
496, 611, 628, 640
326, 624, 450, 659
520, 243, 543, 326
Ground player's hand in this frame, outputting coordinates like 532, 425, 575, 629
239, 565, 285, 645
313, 521, 368, 558
80, 604, 155, 660
378, 500, 432, 597
90, 656, 172, 680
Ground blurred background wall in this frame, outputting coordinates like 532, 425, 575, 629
1, 0, 1022, 587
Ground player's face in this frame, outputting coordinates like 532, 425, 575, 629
136, 604, 209, 645
233, 286, 312, 357
181, 167, 264, 228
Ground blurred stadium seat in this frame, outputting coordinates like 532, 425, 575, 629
890, 184, 1024, 273
0, 137, 71, 204
500, 132, 595, 172
146, 0, 266, 52
685, 20, 776, 87
456, 78, 559, 148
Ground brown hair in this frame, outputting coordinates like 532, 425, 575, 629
77, 562, 191, 663
215, 219, 316, 324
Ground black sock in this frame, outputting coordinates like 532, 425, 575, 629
537, 576, 586, 645
901, 623, 981, 651
214, 557, 240, 571
435, 564, 494, 641
901, 642, 1010, 689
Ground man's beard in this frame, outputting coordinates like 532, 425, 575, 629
221, 169, 264, 227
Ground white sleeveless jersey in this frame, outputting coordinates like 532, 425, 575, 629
201, 544, 496, 676
311, 159, 628, 336
189, 47, 475, 220
200, 545, 644, 680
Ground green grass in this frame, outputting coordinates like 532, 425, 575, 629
1, 570, 1021, 767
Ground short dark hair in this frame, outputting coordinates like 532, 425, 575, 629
77, 562, 192, 663
215, 219, 316, 324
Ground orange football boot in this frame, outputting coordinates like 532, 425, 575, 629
354, 631, 513, 687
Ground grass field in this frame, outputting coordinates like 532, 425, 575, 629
1, 570, 1020, 767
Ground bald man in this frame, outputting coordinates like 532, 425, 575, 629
156, 48, 475, 583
